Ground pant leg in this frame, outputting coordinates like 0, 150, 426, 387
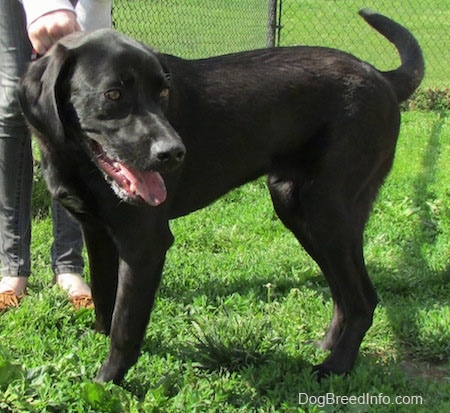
0, 0, 33, 277
51, 201, 84, 276
1, 0, 85, 278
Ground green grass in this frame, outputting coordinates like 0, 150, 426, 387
0, 111, 449, 411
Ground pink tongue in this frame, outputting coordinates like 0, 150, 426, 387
118, 163, 167, 206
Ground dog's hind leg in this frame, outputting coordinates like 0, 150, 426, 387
267, 135, 392, 377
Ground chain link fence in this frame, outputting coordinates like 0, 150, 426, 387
112, 0, 268, 58
113, 0, 448, 89
275, 0, 448, 88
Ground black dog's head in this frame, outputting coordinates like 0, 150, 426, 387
18, 29, 185, 206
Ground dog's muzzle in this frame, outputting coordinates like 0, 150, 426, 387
88, 139, 185, 206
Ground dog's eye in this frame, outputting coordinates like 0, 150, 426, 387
160, 88, 169, 99
104, 89, 121, 101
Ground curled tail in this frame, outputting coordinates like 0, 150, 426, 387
359, 9, 425, 102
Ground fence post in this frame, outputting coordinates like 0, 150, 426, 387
267, 0, 278, 47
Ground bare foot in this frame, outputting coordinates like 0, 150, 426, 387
55, 273, 94, 309
0, 276, 28, 310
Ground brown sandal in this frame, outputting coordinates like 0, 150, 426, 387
0, 290, 25, 312
69, 294, 94, 310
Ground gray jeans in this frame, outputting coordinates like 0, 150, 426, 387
0, 0, 84, 277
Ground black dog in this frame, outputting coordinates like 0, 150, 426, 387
18, 9, 424, 384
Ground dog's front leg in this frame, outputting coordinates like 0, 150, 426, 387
80, 217, 119, 334
95, 225, 173, 384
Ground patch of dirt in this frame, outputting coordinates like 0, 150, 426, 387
400, 356, 449, 382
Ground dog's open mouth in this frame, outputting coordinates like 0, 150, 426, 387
88, 140, 167, 206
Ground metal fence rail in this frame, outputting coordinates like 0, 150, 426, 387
113, 0, 448, 88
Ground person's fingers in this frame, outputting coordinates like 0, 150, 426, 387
27, 10, 80, 54
28, 28, 53, 55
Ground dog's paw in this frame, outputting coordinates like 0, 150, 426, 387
312, 361, 351, 382
312, 363, 332, 382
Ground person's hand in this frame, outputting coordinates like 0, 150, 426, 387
28, 10, 81, 55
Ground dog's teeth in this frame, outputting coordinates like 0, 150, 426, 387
130, 183, 137, 193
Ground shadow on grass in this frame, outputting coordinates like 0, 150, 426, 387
131, 326, 421, 410
381, 112, 449, 364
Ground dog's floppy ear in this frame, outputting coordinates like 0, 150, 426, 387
157, 53, 172, 85
18, 44, 73, 143
141, 44, 171, 84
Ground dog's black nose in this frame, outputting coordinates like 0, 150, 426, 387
151, 140, 186, 172
156, 146, 185, 164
